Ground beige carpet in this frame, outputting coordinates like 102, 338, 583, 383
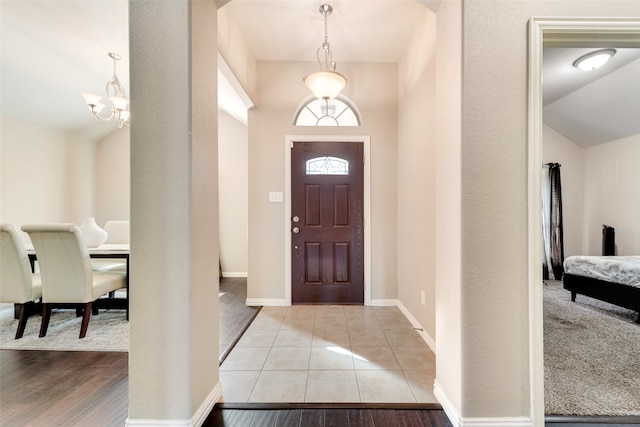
0, 307, 128, 352
544, 280, 640, 416
1, 291, 229, 354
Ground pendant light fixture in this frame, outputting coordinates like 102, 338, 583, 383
81, 52, 130, 128
303, 4, 347, 100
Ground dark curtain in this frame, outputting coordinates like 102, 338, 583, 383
544, 163, 565, 280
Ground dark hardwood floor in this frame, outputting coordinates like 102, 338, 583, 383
218, 277, 261, 363
203, 404, 452, 427
0, 277, 258, 427
0, 350, 128, 426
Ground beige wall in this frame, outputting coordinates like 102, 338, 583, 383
217, 3, 257, 103
542, 124, 584, 257
434, 0, 463, 416
543, 127, 640, 258
247, 60, 398, 302
397, 9, 437, 341
0, 115, 97, 234
456, 0, 640, 420
584, 133, 640, 256
97, 129, 130, 226
542, 126, 639, 258
0, 115, 129, 234
218, 110, 248, 275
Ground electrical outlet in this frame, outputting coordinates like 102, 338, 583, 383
421, 291, 426, 306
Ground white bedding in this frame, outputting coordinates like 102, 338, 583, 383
563, 256, 640, 289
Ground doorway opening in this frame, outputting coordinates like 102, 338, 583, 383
528, 17, 640, 420
284, 135, 371, 306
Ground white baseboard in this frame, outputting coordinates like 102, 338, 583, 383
221, 272, 247, 278
367, 299, 436, 353
459, 417, 533, 427
433, 380, 533, 427
434, 380, 461, 427
369, 298, 398, 306
126, 419, 192, 426
397, 301, 436, 353
126, 382, 222, 427
192, 382, 222, 426
245, 298, 286, 306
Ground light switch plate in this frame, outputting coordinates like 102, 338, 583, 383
269, 192, 284, 203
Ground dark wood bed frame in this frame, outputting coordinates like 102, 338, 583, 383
563, 273, 640, 324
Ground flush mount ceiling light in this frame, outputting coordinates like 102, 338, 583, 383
303, 4, 347, 100
573, 49, 616, 71
81, 52, 130, 128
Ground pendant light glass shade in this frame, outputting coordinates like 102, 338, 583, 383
304, 70, 347, 100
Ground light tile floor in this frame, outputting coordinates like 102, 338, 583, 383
220, 305, 437, 403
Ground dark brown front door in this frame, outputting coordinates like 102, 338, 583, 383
291, 141, 364, 304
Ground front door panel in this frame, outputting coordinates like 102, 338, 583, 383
291, 141, 364, 304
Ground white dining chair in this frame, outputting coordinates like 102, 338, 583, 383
0, 224, 42, 339
21, 223, 127, 338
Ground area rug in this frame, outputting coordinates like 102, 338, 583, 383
0, 308, 129, 352
543, 280, 640, 416
1, 289, 242, 355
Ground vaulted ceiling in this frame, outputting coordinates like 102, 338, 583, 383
1, 0, 638, 146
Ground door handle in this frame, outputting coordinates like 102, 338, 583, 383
292, 227, 300, 234
292, 216, 300, 223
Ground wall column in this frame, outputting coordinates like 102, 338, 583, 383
128, 1, 220, 424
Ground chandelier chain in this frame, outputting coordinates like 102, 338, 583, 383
303, 3, 347, 100
317, 5, 335, 71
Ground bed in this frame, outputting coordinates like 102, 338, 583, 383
563, 255, 640, 324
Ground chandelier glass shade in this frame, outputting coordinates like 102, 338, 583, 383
81, 52, 130, 128
303, 4, 347, 100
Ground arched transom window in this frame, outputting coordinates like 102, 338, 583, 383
294, 96, 361, 127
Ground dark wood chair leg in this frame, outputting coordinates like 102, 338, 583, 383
39, 304, 52, 338
79, 302, 92, 338
15, 303, 28, 339
92, 304, 99, 315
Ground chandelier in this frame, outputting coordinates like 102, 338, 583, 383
303, 4, 347, 100
81, 52, 130, 128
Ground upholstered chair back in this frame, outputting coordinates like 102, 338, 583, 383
0, 224, 40, 303
22, 224, 94, 303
